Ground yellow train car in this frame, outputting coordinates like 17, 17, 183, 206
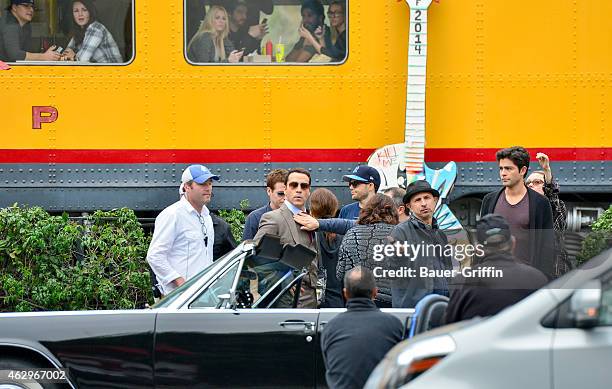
1, 0, 610, 227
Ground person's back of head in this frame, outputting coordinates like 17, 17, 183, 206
357, 193, 399, 226
384, 187, 407, 216
310, 188, 338, 219
476, 214, 514, 261
343, 266, 377, 300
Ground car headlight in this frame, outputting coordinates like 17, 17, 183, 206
365, 335, 456, 388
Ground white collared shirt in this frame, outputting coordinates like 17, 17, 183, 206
284, 200, 305, 215
147, 197, 215, 295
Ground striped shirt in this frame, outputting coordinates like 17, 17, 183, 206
67, 21, 123, 63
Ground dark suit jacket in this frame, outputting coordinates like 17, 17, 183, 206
254, 203, 319, 308
480, 187, 555, 278
211, 214, 237, 261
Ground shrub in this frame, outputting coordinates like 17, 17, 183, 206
576, 205, 612, 265
218, 199, 249, 242
0, 205, 152, 312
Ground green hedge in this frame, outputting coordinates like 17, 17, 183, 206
0, 206, 153, 312
576, 205, 612, 265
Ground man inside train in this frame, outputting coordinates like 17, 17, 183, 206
285, 0, 326, 62
0, 0, 61, 62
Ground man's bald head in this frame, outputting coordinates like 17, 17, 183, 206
343, 266, 377, 300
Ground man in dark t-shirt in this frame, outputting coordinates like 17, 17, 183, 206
480, 146, 555, 278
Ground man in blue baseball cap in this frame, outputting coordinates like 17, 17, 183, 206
339, 165, 381, 220
0, 0, 61, 62
147, 165, 236, 296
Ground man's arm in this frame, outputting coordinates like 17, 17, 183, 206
2, 23, 27, 61
543, 177, 567, 231
147, 211, 183, 287
318, 218, 355, 235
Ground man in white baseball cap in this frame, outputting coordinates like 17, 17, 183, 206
147, 165, 235, 296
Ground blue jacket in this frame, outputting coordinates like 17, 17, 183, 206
242, 203, 272, 240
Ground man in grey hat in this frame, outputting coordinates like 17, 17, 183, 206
147, 165, 236, 296
389, 180, 453, 308
0, 0, 61, 62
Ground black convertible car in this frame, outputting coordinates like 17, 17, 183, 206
0, 237, 440, 388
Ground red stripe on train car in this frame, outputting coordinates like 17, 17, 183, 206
0, 148, 609, 163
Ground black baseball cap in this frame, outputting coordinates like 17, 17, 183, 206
342, 165, 381, 191
477, 214, 512, 247
11, 0, 35, 6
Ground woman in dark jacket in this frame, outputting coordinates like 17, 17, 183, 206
337, 193, 399, 307
310, 188, 344, 308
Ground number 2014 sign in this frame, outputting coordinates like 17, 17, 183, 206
407, 0, 431, 58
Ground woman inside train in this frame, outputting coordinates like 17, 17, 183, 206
187, 5, 244, 63
298, 0, 346, 62
62, 0, 123, 63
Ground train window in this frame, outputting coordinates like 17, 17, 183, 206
185, 0, 348, 65
0, 0, 133, 65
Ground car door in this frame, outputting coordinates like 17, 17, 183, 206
154, 258, 320, 388
552, 268, 612, 389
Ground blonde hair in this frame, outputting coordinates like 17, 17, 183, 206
188, 5, 229, 61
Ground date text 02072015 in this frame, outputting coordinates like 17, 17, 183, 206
0, 368, 69, 383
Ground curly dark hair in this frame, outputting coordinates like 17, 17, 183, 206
357, 193, 399, 225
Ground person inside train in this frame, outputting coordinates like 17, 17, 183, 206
0, 0, 61, 62
186, 0, 207, 45
61, 0, 123, 63
226, 0, 266, 57
187, 5, 244, 63
297, 0, 346, 62
214, 0, 272, 52
285, 0, 329, 63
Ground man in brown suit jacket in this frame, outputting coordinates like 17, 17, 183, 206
254, 168, 320, 308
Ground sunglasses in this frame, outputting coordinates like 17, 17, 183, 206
275, 191, 285, 196
288, 182, 310, 190
526, 179, 544, 185
348, 180, 367, 188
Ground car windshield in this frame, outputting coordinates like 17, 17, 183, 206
151, 245, 245, 308
188, 254, 301, 309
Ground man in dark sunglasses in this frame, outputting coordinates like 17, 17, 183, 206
243, 169, 287, 240
254, 167, 320, 308
339, 165, 381, 220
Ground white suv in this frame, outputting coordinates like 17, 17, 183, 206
365, 248, 612, 389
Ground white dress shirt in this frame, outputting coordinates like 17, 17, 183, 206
147, 197, 215, 295
285, 200, 305, 215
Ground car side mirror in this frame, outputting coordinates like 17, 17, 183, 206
215, 293, 233, 309
569, 280, 602, 329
